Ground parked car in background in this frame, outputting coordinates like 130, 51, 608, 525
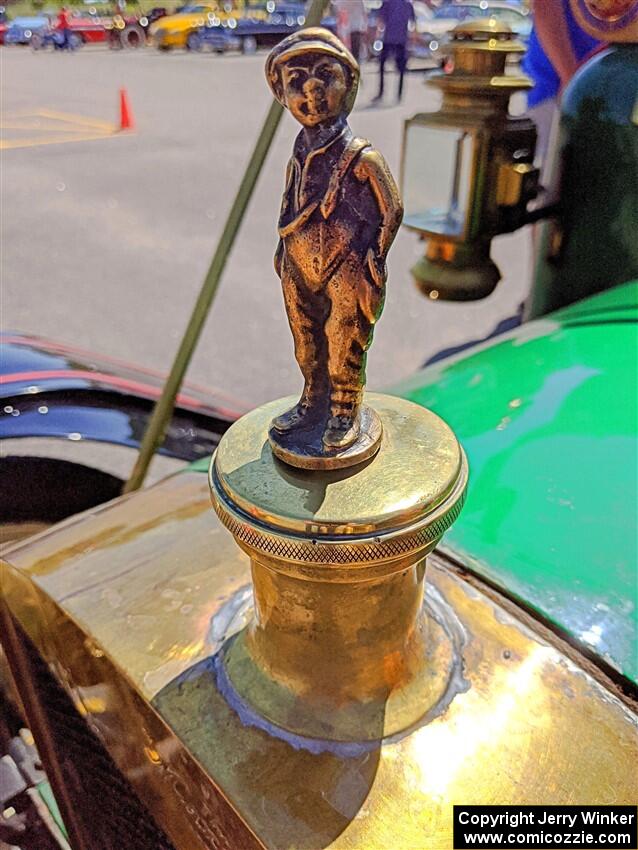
67, 9, 109, 43
149, 1, 251, 49
0, 5, 8, 44
5, 8, 110, 46
105, 6, 167, 48
415, 0, 532, 55
4, 15, 49, 45
186, 2, 335, 53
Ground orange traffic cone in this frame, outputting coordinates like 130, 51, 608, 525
118, 88, 134, 131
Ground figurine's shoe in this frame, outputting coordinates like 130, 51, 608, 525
322, 415, 360, 449
271, 402, 311, 433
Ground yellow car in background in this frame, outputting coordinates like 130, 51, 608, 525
149, 1, 246, 49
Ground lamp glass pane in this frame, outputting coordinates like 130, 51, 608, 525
402, 122, 474, 238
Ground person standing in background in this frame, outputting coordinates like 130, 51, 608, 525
55, 6, 72, 49
523, 0, 602, 162
348, 0, 368, 63
372, 0, 415, 104
333, 0, 368, 63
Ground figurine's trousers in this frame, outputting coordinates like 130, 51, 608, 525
280, 254, 384, 418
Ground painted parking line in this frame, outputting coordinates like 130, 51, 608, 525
34, 108, 116, 132
0, 118, 108, 133
0, 108, 122, 150
0, 132, 121, 150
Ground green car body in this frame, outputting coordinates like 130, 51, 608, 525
395, 281, 638, 685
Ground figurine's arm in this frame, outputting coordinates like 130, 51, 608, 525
275, 158, 294, 278
354, 149, 403, 287
274, 238, 284, 278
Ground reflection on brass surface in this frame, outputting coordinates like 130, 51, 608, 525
2, 474, 636, 849
218, 577, 461, 741
265, 28, 403, 468
1, 475, 264, 850
158, 563, 638, 850
212, 394, 464, 540
496, 162, 539, 207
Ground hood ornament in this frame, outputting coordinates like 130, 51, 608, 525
266, 28, 403, 469
209, 30, 468, 744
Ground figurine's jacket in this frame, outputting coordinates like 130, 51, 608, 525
277, 128, 381, 289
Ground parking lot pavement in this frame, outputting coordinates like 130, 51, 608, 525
1, 106, 118, 150
2, 47, 531, 407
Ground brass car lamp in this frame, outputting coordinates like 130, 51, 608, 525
401, 20, 539, 300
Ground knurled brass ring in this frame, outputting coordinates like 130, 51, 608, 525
209, 450, 468, 578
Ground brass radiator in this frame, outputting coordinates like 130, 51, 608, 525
2, 612, 177, 850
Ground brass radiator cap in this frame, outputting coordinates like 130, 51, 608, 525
210, 392, 468, 574
209, 392, 468, 741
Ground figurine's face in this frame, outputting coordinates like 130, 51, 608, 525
281, 56, 350, 127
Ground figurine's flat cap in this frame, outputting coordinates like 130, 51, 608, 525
266, 27, 359, 106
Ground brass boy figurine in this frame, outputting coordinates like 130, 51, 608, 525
266, 28, 403, 469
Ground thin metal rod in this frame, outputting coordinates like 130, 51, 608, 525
124, 0, 327, 493
123, 99, 282, 492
